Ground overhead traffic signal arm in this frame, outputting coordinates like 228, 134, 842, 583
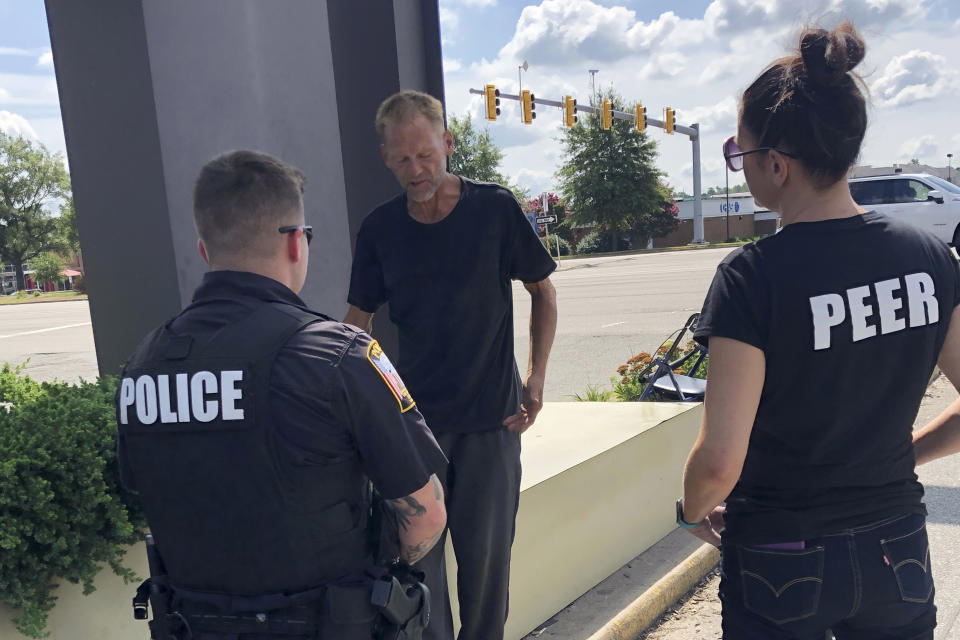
469, 87, 695, 138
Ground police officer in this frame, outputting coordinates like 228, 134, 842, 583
117, 150, 447, 640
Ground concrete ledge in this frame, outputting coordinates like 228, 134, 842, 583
1, 401, 703, 640
585, 544, 719, 640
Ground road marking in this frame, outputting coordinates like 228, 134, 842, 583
601, 321, 626, 328
0, 322, 92, 339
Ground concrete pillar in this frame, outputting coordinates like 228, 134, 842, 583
45, 0, 443, 375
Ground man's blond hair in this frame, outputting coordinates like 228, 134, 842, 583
375, 90, 445, 140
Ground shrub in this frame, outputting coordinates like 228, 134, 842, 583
541, 235, 570, 257
0, 363, 145, 638
576, 230, 608, 254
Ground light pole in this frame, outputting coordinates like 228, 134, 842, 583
949, 153, 954, 183
588, 69, 599, 105
518, 60, 528, 123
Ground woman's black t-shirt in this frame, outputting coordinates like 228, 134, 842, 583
695, 212, 960, 544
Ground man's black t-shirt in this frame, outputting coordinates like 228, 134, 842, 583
348, 177, 556, 434
695, 212, 960, 544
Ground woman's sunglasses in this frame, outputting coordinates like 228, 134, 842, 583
278, 225, 313, 245
722, 136, 797, 172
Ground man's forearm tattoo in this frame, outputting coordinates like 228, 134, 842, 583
403, 529, 444, 565
387, 495, 427, 532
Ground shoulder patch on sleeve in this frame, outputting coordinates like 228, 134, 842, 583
366, 340, 416, 413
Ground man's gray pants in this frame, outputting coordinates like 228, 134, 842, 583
420, 428, 522, 640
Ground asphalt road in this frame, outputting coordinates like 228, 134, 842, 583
0, 248, 738, 396
0, 299, 98, 382
514, 248, 735, 400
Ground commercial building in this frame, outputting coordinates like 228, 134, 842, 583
658, 193, 778, 247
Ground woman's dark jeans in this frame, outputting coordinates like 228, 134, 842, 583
720, 513, 936, 639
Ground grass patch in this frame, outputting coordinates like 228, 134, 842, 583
0, 291, 88, 305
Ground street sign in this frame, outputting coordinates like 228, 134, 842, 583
536, 215, 557, 224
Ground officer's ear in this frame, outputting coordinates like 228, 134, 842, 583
197, 239, 210, 265
285, 229, 304, 263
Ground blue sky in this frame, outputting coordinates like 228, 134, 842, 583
2, 0, 959, 196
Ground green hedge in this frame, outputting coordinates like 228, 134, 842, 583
0, 363, 145, 638
540, 234, 570, 256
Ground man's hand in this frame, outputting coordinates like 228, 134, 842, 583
503, 373, 544, 434
683, 505, 725, 548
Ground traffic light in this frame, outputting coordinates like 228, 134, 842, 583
602, 98, 612, 130
635, 103, 646, 132
484, 84, 500, 121
664, 107, 675, 134
521, 90, 536, 125
564, 95, 578, 127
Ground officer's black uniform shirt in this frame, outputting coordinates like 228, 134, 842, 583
347, 178, 557, 434
695, 212, 960, 544
119, 270, 447, 502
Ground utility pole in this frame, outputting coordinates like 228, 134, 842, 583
949, 153, 954, 183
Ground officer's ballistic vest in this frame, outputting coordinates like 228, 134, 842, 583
118, 300, 373, 595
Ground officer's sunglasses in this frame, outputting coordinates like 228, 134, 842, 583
722, 136, 797, 172
278, 225, 313, 245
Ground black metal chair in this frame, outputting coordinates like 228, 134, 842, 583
638, 313, 708, 402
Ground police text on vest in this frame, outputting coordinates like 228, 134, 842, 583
809, 272, 938, 351
119, 370, 244, 424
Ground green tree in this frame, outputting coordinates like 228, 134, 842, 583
0, 133, 71, 290
448, 114, 507, 184
556, 89, 674, 251
58, 196, 80, 255
29, 252, 65, 291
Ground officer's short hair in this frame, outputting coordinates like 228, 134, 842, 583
193, 150, 306, 260
375, 90, 445, 141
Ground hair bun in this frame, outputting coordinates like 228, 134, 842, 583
800, 22, 865, 86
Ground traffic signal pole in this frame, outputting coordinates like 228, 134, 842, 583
469, 87, 706, 244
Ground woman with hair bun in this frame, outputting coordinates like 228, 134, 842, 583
677, 22, 957, 638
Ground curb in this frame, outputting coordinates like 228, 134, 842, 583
0, 296, 88, 306
585, 543, 719, 640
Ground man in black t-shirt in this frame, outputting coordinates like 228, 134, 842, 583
344, 91, 558, 640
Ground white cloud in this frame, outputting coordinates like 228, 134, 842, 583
0, 110, 39, 140
0, 73, 60, 106
37, 51, 53, 67
898, 135, 938, 162
872, 50, 957, 107
680, 96, 738, 135
439, 6, 459, 33
0, 46, 32, 57
443, 58, 462, 73
704, 0, 928, 37
638, 52, 688, 81
498, 0, 686, 66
